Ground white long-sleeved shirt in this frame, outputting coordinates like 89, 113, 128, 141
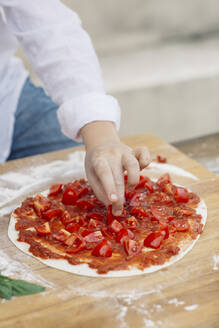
0, 0, 120, 163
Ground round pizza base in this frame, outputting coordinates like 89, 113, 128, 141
8, 197, 207, 277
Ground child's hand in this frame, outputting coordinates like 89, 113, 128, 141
81, 122, 150, 216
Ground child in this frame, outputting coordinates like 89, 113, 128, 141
0, 0, 150, 214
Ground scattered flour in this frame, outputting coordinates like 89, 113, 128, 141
0, 151, 86, 216
0, 250, 54, 302
58, 284, 165, 328
143, 318, 156, 327
147, 162, 199, 181
184, 304, 199, 311
212, 254, 219, 270
168, 298, 185, 306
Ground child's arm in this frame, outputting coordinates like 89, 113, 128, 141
1, 0, 150, 212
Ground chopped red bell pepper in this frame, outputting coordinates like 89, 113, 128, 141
144, 179, 154, 193
35, 222, 51, 235
61, 211, 86, 227
116, 228, 134, 244
156, 173, 171, 188
92, 240, 112, 257
33, 195, 51, 216
65, 222, 80, 233
48, 184, 63, 196
160, 225, 169, 239
79, 227, 93, 237
129, 193, 143, 207
125, 190, 136, 201
123, 216, 138, 230
144, 232, 164, 249
62, 187, 78, 205
101, 227, 115, 240
70, 180, 89, 198
174, 187, 189, 203
135, 176, 147, 189
53, 229, 71, 242
157, 155, 167, 163
123, 239, 143, 257
76, 199, 95, 211
135, 176, 154, 193
88, 219, 103, 229
109, 219, 123, 233
42, 208, 63, 220
66, 234, 86, 254
131, 207, 148, 218
87, 212, 104, 221
84, 231, 103, 243
172, 219, 190, 232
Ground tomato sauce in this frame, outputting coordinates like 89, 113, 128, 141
13, 176, 203, 274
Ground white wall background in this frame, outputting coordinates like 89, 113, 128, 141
17, 0, 219, 142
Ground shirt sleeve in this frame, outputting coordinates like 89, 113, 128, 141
0, 0, 120, 141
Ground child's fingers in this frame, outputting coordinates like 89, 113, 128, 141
92, 157, 118, 203
133, 146, 151, 169
122, 153, 140, 186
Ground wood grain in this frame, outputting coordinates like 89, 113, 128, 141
0, 134, 218, 328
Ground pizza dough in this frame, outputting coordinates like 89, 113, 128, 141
8, 179, 207, 278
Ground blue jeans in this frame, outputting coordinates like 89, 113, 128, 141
7, 78, 81, 160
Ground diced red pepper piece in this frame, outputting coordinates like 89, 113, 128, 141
48, 184, 63, 196
66, 234, 86, 254
76, 199, 95, 211
174, 187, 189, 203
70, 180, 89, 198
131, 207, 148, 218
87, 212, 104, 221
144, 179, 154, 193
160, 225, 169, 239
92, 240, 112, 257
62, 187, 78, 205
125, 190, 136, 201
129, 193, 142, 207
101, 227, 115, 240
79, 227, 93, 237
134, 176, 154, 193
157, 155, 167, 163
62, 212, 86, 226
65, 222, 80, 233
109, 220, 123, 233
172, 219, 190, 232
156, 173, 171, 188
123, 216, 138, 230
88, 219, 103, 229
150, 206, 165, 222
107, 205, 115, 225
53, 229, 71, 242
135, 176, 147, 189
61, 211, 72, 225
107, 205, 127, 224
42, 208, 63, 220
124, 173, 128, 184
123, 239, 143, 257
163, 183, 174, 195
116, 228, 134, 244
33, 195, 51, 216
84, 231, 103, 243
144, 232, 164, 249
167, 216, 175, 222
35, 222, 51, 235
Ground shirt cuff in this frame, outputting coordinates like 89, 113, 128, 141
56, 92, 121, 141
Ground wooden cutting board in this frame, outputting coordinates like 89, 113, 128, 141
0, 134, 218, 328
